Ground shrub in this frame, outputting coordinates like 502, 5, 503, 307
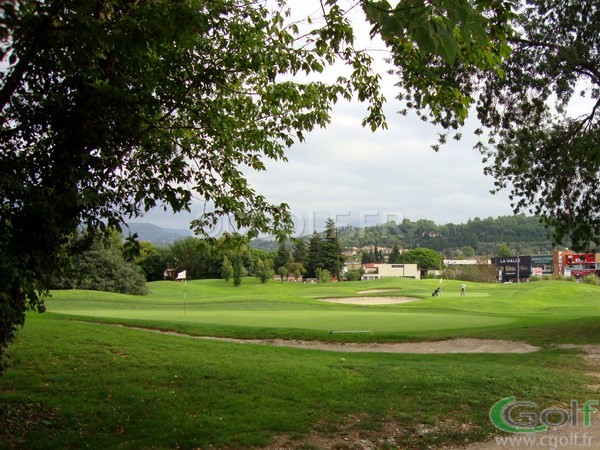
70, 245, 148, 295
255, 258, 274, 284
344, 270, 361, 281
529, 275, 554, 282
557, 274, 577, 282
582, 274, 600, 286
442, 264, 496, 283
221, 256, 233, 281
232, 254, 243, 287
315, 268, 332, 283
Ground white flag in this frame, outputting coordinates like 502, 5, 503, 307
176, 270, 187, 280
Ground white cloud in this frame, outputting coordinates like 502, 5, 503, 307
243, 95, 514, 229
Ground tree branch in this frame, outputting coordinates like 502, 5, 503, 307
509, 37, 600, 83
0, 0, 67, 116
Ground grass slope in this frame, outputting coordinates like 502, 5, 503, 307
1, 278, 599, 449
47, 277, 600, 345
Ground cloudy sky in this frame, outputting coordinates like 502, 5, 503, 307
133, 1, 516, 235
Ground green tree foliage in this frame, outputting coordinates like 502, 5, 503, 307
461, 246, 475, 258
361, 250, 375, 264
133, 242, 169, 282
475, 0, 600, 248
54, 235, 147, 295
70, 244, 148, 295
277, 266, 289, 282
364, 0, 513, 130
305, 231, 323, 278
274, 241, 292, 271
0, 0, 389, 371
495, 243, 513, 257
292, 238, 308, 264
168, 238, 207, 280
397, 247, 442, 270
221, 256, 233, 282
254, 258, 274, 284
167, 235, 256, 281
582, 275, 600, 287
388, 243, 401, 263
232, 254, 243, 287
315, 268, 332, 284
0, 0, 532, 370
285, 262, 305, 281
344, 270, 361, 281
321, 218, 345, 280
373, 244, 381, 263
368, 0, 599, 246
443, 262, 497, 283
339, 215, 554, 255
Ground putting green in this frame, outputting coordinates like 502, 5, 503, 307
56, 308, 513, 333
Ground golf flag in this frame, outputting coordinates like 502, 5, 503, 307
176, 270, 187, 280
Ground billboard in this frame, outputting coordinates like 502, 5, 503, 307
566, 253, 595, 264
531, 255, 553, 265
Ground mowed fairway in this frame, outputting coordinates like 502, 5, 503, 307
46, 277, 600, 343
1, 278, 600, 449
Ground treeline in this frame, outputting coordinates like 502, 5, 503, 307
273, 218, 345, 281
52, 230, 274, 294
52, 220, 347, 294
337, 214, 557, 256
361, 245, 443, 270
250, 215, 557, 256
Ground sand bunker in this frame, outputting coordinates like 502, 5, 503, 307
319, 296, 420, 305
97, 323, 539, 354
227, 337, 539, 354
356, 289, 399, 294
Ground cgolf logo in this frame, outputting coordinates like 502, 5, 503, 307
489, 397, 598, 433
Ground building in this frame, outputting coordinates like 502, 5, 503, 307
344, 262, 362, 272
492, 256, 533, 282
530, 255, 554, 277
493, 251, 599, 282
563, 252, 597, 278
361, 263, 420, 281
342, 247, 360, 257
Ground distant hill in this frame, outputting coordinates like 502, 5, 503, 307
126, 215, 575, 255
125, 223, 191, 246
253, 214, 563, 256
249, 238, 279, 251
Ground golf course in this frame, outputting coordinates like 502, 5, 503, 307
2, 277, 600, 449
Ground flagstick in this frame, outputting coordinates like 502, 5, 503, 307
184, 278, 187, 316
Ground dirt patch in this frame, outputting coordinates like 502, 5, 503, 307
264, 415, 482, 450
558, 344, 600, 366
98, 323, 539, 354
0, 401, 56, 448
319, 296, 420, 305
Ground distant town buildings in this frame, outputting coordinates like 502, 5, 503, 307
348, 251, 598, 283
492, 251, 599, 282
360, 263, 420, 281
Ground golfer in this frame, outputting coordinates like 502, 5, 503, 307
460, 283, 466, 296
